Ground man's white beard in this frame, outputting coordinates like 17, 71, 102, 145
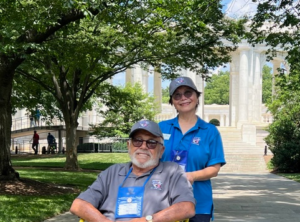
129, 149, 160, 169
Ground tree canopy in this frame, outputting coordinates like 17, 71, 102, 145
90, 83, 158, 138
250, 0, 300, 172
1, 0, 246, 178
204, 71, 230, 105
262, 65, 272, 104
162, 86, 170, 104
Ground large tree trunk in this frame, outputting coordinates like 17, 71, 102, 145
64, 115, 80, 170
0, 57, 23, 180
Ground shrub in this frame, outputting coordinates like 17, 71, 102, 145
209, 119, 220, 126
265, 103, 300, 172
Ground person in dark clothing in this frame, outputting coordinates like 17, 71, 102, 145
30, 115, 35, 127
47, 133, 56, 153
31, 130, 39, 155
47, 133, 55, 146
35, 109, 41, 126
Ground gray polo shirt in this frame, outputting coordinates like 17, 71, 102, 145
77, 161, 195, 221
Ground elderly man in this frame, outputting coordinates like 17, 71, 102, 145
70, 119, 195, 222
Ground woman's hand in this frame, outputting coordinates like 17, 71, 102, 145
185, 172, 195, 185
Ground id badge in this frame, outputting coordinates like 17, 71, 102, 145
115, 186, 143, 219
171, 150, 188, 171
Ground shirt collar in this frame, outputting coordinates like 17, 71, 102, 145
168, 115, 208, 130
119, 162, 162, 176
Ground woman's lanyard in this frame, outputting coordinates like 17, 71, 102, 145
170, 124, 199, 171
115, 166, 157, 219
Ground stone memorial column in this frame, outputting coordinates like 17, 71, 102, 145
229, 52, 240, 127
237, 47, 250, 128
153, 70, 162, 112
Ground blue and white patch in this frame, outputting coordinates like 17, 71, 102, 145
175, 77, 185, 85
139, 120, 149, 128
150, 180, 162, 190
192, 137, 200, 145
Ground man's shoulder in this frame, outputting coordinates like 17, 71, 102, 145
159, 161, 181, 173
105, 162, 130, 175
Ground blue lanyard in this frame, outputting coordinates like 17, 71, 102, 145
120, 166, 157, 188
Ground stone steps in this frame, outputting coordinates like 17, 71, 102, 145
218, 127, 269, 173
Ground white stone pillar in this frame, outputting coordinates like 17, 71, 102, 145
229, 52, 239, 127
204, 114, 209, 123
154, 71, 162, 112
195, 74, 204, 119
220, 114, 225, 127
82, 111, 89, 129
253, 50, 266, 122
125, 68, 133, 84
126, 64, 146, 92
225, 114, 229, 126
237, 47, 250, 128
247, 48, 255, 122
142, 69, 148, 93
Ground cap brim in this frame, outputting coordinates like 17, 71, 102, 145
129, 129, 162, 138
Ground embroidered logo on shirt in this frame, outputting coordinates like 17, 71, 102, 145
192, 137, 200, 145
151, 180, 162, 190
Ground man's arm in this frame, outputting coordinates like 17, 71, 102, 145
117, 201, 195, 222
70, 198, 113, 222
147, 201, 195, 222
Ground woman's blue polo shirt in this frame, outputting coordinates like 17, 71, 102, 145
159, 116, 226, 216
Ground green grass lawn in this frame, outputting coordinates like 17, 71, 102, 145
3, 153, 300, 222
12, 153, 130, 170
277, 173, 300, 183
1, 153, 130, 222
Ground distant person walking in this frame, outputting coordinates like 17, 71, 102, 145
29, 115, 35, 127
47, 133, 56, 153
47, 133, 55, 146
35, 109, 41, 126
31, 131, 39, 155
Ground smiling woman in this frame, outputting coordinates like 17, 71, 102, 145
159, 76, 226, 222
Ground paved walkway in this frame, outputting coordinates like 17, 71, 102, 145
43, 172, 300, 222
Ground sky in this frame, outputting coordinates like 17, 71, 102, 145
222, 0, 258, 18
112, 0, 260, 93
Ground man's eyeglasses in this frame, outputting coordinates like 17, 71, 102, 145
131, 138, 163, 149
172, 90, 193, 101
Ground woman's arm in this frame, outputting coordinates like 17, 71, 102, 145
185, 164, 221, 184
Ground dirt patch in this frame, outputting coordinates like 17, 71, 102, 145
0, 177, 80, 196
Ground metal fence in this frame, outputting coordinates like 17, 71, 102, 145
77, 138, 129, 153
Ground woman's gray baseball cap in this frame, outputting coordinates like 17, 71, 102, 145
129, 120, 163, 138
169, 76, 200, 96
